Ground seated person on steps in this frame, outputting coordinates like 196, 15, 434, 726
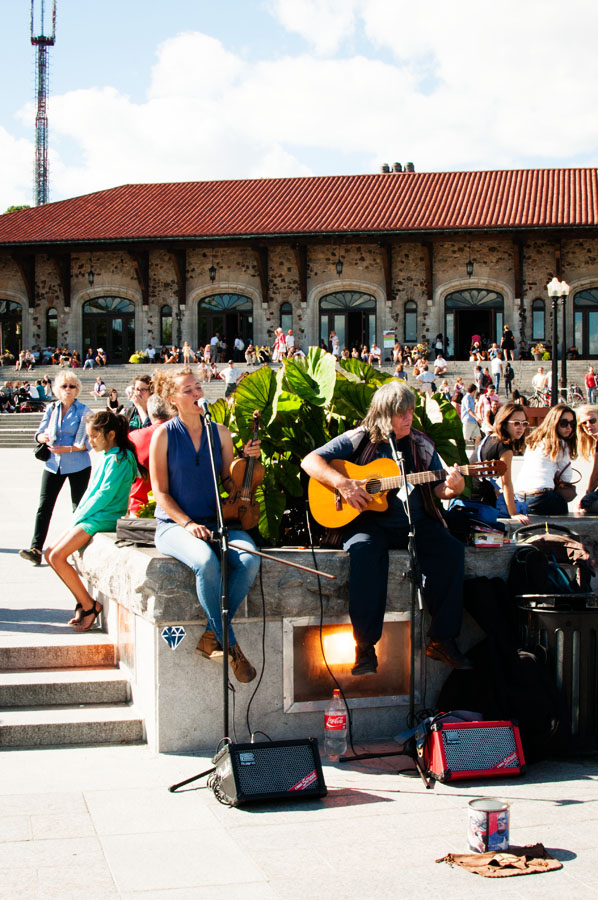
301, 381, 472, 676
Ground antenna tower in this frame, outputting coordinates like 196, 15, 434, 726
30, 0, 56, 206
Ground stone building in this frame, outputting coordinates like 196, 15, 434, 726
1, 167, 598, 362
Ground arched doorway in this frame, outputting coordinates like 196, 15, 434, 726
319, 291, 377, 352
197, 294, 253, 350
82, 296, 135, 364
444, 289, 504, 359
0, 299, 23, 359
574, 288, 598, 358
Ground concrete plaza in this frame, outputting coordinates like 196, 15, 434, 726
1, 449, 597, 899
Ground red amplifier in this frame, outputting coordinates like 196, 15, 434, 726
423, 720, 526, 783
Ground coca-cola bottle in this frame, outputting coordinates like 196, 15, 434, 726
323, 689, 348, 760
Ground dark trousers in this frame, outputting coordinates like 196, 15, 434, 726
343, 515, 465, 644
31, 466, 91, 551
521, 490, 568, 516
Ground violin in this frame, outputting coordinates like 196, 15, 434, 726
223, 410, 265, 530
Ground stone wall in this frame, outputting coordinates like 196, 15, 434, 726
3, 233, 598, 354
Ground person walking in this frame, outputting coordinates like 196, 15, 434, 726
19, 372, 91, 565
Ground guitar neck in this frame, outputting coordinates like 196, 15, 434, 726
370, 464, 476, 494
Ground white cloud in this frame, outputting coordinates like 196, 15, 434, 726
2, 2, 598, 211
0, 127, 35, 209
269, 0, 359, 55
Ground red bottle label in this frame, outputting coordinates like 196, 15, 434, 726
325, 714, 347, 730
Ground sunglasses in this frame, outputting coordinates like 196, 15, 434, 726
60, 384, 77, 389
558, 418, 576, 428
509, 420, 528, 426
582, 417, 598, 426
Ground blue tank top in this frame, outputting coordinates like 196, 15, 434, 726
155, 417, 223, 523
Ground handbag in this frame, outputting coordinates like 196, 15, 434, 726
33, 441, 50, 462
554, 463, 581, 503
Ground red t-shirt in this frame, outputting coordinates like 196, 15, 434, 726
127, 422, 162, 514
585, 373, 596, 389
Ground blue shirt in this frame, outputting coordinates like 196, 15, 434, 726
155, 417, 223, 524
460, 392, 477, 424
35, 399, 91, 474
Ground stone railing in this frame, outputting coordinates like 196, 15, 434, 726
75, 515, 597, 752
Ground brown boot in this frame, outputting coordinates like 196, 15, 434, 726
229, 643, 256, 683
195, 629, 224, 659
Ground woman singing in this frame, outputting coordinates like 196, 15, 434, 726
149, 368, 261, 682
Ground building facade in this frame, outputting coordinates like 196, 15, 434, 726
1, 169, 598, 362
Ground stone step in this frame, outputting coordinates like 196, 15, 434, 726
0, 703, 145, 747
0, 667, 130, 707
0, 641, 116, 671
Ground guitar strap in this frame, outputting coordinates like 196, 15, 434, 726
409, 429, 447, 527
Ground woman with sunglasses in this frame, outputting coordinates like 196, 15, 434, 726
471, 401, 530, 524
513, 404, 578, 515
19, 372, 91, 565
576, 405, 598, 513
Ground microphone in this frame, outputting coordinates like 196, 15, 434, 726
196, 397, 210, 416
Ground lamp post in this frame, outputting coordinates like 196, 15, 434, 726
176, 306, 182, 348
560, 280, 570, 399
547, 277, 561, 406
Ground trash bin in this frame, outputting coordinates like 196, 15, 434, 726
518, 596, 598, 754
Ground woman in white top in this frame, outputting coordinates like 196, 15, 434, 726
576, 404, 598, 513
514, 403, 577, 515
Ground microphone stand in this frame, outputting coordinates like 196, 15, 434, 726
339, 431, 424, 768
387, 431, 424, 731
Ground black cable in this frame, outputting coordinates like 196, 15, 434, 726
245, 559, 268, 738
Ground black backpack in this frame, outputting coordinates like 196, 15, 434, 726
508, 524, 594, 598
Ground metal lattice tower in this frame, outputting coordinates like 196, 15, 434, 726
30, 0, 56, 206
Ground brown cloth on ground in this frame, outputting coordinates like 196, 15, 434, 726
435, 843, 563, 877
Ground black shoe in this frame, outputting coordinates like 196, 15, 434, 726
426, 638, 473, 670
351, 642, 378, 676
19, 548, 42, 565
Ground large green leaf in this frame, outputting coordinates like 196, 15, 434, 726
206, 398, 230, 427
278, 347, 337, 407
413, 393, 467, 468
232, 366, 278, 443
338, 357, 393, 386
255, 468, 287, 544
331, 378, 379, 423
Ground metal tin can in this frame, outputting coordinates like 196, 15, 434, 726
468, 798, 510, 852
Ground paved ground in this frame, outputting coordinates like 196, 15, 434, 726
1, 450, 597, 899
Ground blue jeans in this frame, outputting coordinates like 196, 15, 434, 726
155, 521, 259, 645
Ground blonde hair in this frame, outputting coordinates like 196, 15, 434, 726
576, 403, 598, 460
53, 371, 81, 394
152, 366, 194, 411
526, 403, 578, 461
362, 381, 415, 444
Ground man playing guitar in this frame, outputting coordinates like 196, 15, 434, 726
301, 381, 472, 676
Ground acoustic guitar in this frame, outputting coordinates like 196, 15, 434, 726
308, 458, 507, 528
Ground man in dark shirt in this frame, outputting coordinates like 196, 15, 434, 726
301, 381, 472, 675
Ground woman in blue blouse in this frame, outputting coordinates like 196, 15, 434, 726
20, 372, 91, 566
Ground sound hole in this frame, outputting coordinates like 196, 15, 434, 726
366, 478, 381, 494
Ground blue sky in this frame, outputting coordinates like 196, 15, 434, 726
2, 0, 597, 210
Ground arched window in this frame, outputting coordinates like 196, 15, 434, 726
197, 293, 253, 348
319, 290, 376, 351
280, 302, 292, 334
532, 298, 545, 341
81, 296, 136, 364
160, 305, 173, 346
46, 308, 57, 347
444, 288, 505, 359
404, 301, 417, 343
574, 288, 598, 357
0, 299, 23, 359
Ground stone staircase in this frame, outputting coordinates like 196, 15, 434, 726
1, 359, 593, 448
0, 639, 145, 747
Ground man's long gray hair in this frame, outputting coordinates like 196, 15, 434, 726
362, 381, 416, 444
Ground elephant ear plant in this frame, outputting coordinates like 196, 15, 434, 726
224, 349, 467, 545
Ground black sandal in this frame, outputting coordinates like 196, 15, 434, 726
67, 603, 83, 626
73, 601, 103, 632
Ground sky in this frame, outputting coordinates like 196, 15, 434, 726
1, 0, 597, 211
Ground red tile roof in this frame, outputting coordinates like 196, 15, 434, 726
2, 168, 598, 246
